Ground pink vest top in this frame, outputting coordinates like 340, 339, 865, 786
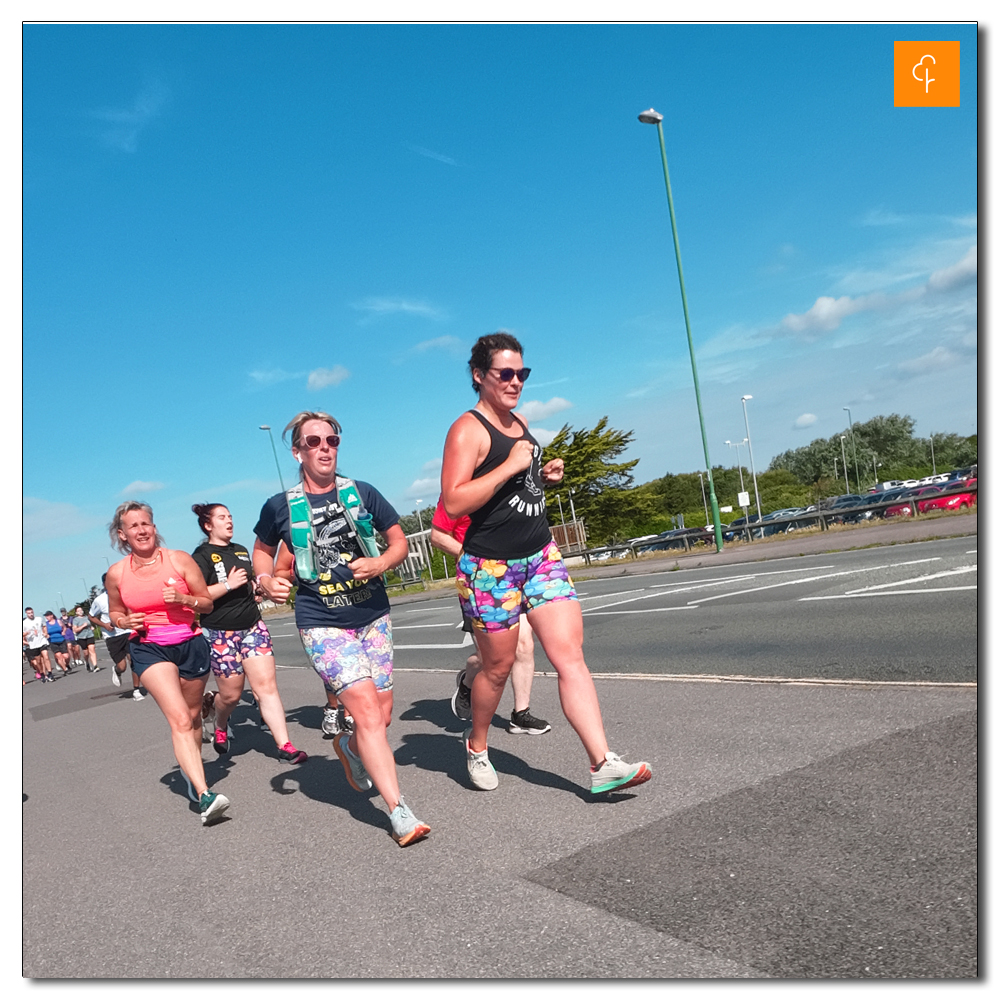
118, 549, 198, 646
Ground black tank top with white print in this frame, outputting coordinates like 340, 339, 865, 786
462, 410, 553, 560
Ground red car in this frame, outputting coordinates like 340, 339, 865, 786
918, 482, 977, 513
884, 486, 944, 518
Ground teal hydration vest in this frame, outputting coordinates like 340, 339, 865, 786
285, 477, 380, 583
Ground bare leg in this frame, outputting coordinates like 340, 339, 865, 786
213, 672, 245, 733
509, 618, 536, 713
467, 628, 518, 752
139, 663, 210, 797
337, 680, 400, 809
525, 601, 608, 766
243, 655, 291, 748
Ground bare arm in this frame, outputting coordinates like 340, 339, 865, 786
349, 523, 409, 581
429, 525, 463, 559
440, 413, 534, 518
162, 550, 215, 615
253, 537, 293, 602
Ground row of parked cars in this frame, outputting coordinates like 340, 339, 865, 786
588, 466, 978, 558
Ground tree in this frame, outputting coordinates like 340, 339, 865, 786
541, 417, 644, 542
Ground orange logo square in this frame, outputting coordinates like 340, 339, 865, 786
894, 41, 960, 107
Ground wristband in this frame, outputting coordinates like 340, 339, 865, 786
224, 579, 231, 592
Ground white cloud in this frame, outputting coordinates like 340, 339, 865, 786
249, 368, 300, 386
794, 413, 818, 429
517, 397, 573, 421
406, 143, 457, 165
897, 346, 960, 377
22, 498, 97, 544
307, 365, 350, 391
860, 208, 908, 226
90, 80, 169, 152
530, 427, 558, 447
404, 477, 440, 500
421, 458, 442, 473
411, 336, 463, 354
120, 481, 165, 496
353, 298, 445, 321
927, 245, 977, 293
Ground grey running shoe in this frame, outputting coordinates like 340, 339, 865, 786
132, 688, 146, 701
509, 707, 551, 735
334, 733, 372, 791
389, 797, 430, 847
199, 790, 230, 826
338, 707, 354, 735
321, 705, 340, 736
589, 751, 652, 795
110, 664, 122, 688
451, 669, 472, 721
464, 728, 498, 790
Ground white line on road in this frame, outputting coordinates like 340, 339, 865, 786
393, 622, 460, 630
845, 565, 977, 593
577, 587, 647, 603
686, 558, 943, 605
800, 586, 977, 600
583, 607, 695, 616
649, 566, 835, 588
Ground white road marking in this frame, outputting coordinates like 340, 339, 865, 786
583, 607, 695, 616
845, 565, 977, 593
800, 586, 977, 600
577, 588, 647, 603
395, 634, 474, 650
966, 550, 978, 554
393, 622, 461, 630
686, 558, 942, 605
649, 566, 835, 588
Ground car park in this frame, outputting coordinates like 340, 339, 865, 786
917, 485, 977, 514
884, 485, 945, 518
723, 514, 763, 541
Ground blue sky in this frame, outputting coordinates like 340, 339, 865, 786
21, 21, 978, 610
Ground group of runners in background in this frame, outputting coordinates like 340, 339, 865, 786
26, 333, 652, 844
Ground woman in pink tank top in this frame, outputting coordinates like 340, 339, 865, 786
105, 500, 230, 827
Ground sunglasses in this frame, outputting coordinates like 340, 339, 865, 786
300, 434, 341, 449
489, 367, 531, 383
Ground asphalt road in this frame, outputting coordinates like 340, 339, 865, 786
22, 532, 977, 979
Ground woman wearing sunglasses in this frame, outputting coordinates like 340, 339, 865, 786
190, 502, 308, 766
440, 332, 652, 795
251, 411, 430, 847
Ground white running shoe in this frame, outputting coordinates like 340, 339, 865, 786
464, 728, 498, 790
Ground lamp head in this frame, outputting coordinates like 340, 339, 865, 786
260, 425, 271, 430
742, 394, 752, 402
637, 108, 663, 124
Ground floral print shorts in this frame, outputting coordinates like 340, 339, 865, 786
456, 539, 577, 633
298, 613, 393, 696
203, 619, 274, 678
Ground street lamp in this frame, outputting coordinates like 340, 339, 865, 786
929, 432, 937, 475
843, 407, 861, 493
725, 438, 748, 493
697, 471, 709, 525
260, 425, 288, 492
639, 106, 723, 553
414, 501, 433, 582
840, 436, 850, 494
740, 395, 763, 524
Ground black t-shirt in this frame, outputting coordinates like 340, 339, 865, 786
191, 541, 260, 631
253, 480, 399, 630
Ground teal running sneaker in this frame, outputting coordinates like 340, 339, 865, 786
199, 790, 230, 826
389, 797, 430, 847
589, 751, 652, 794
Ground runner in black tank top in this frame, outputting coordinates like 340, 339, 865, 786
440, 332, 652, 796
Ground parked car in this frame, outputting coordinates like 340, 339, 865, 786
761, 508, 809, 536
824, 494, 875, 524
636, 527, 713, 553
946, 466, 977, 483
868, 480, 906, 494
917, 486, 977, 514
723, 514, 763, 541
884, 486, 945, 518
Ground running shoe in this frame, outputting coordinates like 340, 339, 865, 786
201, 691, 217, 742
212, 727, 230, 755
334, 733, 372, 791
389, 797, 430, 847
199, 790, 230, 826
451, 669, 472, 721
340, 708, 355, 735
321, 705, 341, 736
589, 751, 652, 795
132, 688, 145, 701
111, 664, 122, 688
509, 707, 552, 735
277, 742, 308, 765
464, 728, 498, 790
34, 672, 41, 680
93, 665, 102, 672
